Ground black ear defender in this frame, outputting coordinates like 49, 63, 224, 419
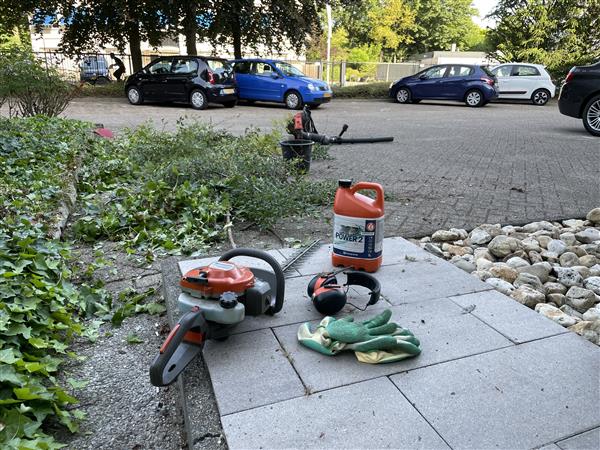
307, 270, 381, 315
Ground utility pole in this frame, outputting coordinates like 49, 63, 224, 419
326, 3, 332, 84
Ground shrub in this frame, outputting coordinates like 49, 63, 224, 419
0, 47, 78, 117
332, 82, 390, 99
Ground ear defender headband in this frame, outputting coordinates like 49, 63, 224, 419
307, 270, 381, 316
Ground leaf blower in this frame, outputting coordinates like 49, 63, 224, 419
149, 248, 285, 386
286, 105, 394, 145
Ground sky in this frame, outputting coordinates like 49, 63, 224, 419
472, 0, 498, 28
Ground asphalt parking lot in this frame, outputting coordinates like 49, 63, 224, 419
63, 97, 599, 236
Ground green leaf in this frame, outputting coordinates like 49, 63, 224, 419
0, 348, 21, 364
0, 364, 25, 386
67, 378, 89, 389
126, 333, 144, 345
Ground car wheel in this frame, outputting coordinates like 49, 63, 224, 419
126, 86, 143, 105
285, 90, 303, 110
531, 88, 550, 106
465, 89, 484, 107
190, 89, 208, 110
395, 87, 411, 104
582, 94, 600, 137
222, 100, 237, 108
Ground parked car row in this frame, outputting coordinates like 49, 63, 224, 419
123, 56, 599, 136
389, 63, 557, 107
124, 56, 332, 110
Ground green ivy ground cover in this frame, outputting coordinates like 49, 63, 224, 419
1, 116, 332, 448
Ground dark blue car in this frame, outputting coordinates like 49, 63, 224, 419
389, 64, 498, 107
231, 59, 333, 109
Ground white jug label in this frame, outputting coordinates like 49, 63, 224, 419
333, 214, 384, 259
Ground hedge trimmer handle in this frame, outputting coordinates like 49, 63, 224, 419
149, 307, 208, 386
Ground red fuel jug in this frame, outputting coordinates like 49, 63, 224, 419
332, 179, 384, 272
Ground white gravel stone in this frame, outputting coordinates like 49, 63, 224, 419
583, 306, 600, 322
565, 286, 596, 313
536, 235, 552, 249
449, 228, 468, 240
584, 276, 600, 295
559, 252, 579, 267
488, 235, 521, 258
586, 208, 600, 224
451, 258, 476, 273
514, 272, 545, 293
535, 303, 579, 327
423, 243, 444, 257
476, 258, 493, 271
472, 270, 493, 281
432, 230, 461, 242
489, 263, 518, 283
572, 266, 591, 280
579, 255, 598, 268
547, 239, 568, 256
469, 228, 492, 245
546, 293, 566, 307
562, 219, 586, 229
506, 256, 530, 269
517, 262, 552, 283
544, 282, 567, 295
559, 232, 577, 246
521, 237, 542, 253
511, 285, 545, 308
575, 228, 600, 244
485, 277, 515, 296
590, 264, 600, 277
553, 267, 584, 288
568, 320, 600, 345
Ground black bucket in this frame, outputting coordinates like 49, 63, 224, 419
280, 139, 314, 172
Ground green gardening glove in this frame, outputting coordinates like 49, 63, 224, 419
297, 309, 421, 364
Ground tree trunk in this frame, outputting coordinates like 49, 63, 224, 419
128, 23, 143, 72
183, 2, 197, 55
232, 12, 242, 59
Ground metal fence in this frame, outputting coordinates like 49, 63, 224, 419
32, 51, 428, 86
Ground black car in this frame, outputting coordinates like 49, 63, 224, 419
558, 61, 600, 136
125, 56, 237, 109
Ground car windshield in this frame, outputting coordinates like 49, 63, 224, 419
274, 62, 305, 77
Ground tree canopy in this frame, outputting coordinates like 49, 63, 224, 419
487, 0, 600, 77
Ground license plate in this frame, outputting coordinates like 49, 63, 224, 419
323, 93, 332, 98
223, 88, 235, 95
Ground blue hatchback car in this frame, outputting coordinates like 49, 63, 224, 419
389, 64, 498, 107
231, 59, 333, 109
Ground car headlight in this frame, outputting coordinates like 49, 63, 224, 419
307, 83, 315, 91
389, 81, 396, 89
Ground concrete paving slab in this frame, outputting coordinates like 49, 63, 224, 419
375, 259, 493, 304
221, 377, 451, 450
391, 333, 600, 450
450, 290, 568, 344
273, 297, 513, 392
557, 427, 600, 450
293, 238, 435, 276
202, 328, 305, 415
538, 444, 563, 450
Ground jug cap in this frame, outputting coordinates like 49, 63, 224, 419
338, 179, 352, 188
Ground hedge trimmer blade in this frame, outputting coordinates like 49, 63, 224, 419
281, 239, 321, 277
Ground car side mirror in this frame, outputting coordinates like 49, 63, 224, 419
419, 74, 429, 80
270, 72, 279, 79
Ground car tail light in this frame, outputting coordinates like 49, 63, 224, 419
480, 77, 494, 86
564, 70, 574, 83
207, 70, 215, 84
